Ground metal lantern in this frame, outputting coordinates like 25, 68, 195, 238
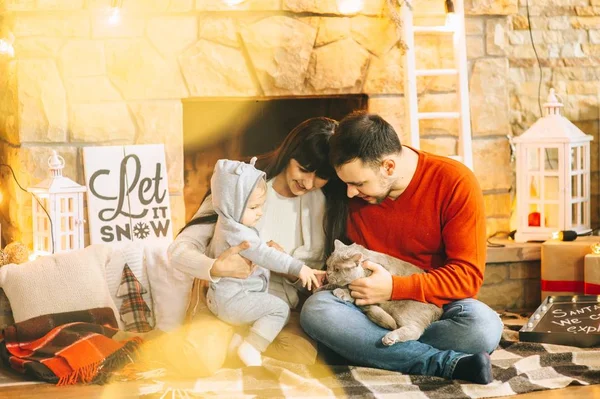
27, 151, 86, 255
514, 89, 593, 242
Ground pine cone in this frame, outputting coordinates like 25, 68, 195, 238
4, 242, 29, 264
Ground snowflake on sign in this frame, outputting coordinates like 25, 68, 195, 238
133, 222, 150, 240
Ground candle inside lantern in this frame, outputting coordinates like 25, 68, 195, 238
528, 212, 541, 227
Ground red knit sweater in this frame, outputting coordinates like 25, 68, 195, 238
346, 150, 487, 307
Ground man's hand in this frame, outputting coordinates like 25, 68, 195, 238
348, 260, 393, 306
211, 241, 256, 279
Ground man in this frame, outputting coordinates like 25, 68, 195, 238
300, 112, 502, 384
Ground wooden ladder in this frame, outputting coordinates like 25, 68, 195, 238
401, 0, 473, 169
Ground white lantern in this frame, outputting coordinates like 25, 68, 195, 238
27, 151, 86, 255
514, 89, 593, 242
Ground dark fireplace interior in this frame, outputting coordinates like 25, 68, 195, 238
183, 95, 368, 220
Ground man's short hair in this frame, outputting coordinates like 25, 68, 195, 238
329, 111, 402, 168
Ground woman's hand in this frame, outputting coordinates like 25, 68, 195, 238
210, 241, 255, 279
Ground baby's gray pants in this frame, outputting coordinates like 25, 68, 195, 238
207, 277, 290, 352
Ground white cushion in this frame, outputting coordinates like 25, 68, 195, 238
144, 241, 191, 332
0, 245, 121, 327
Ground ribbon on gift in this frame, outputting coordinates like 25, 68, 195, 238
584, 282, 600, 295
541, 279, 585, 293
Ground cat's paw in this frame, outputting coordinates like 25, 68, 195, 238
382, 332, 399, 346
383, 327, 421, 345
333, 288, 353, 302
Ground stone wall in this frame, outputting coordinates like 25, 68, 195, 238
0, 0, 595, 248
506, 0, 600, 230
463, 0, 600, 236
0, 0, 469, 246
480, 260, 541, 310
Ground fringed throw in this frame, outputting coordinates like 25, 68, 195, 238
0, 307, 142, 385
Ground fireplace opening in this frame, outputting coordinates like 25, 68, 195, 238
182, 95, 368, 220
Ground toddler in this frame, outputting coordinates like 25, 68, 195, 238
206, 157, 323, 366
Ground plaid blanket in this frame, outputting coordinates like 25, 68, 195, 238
139, 322, 600, 398
0, 307, 142, 385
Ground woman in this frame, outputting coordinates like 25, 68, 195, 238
162, 117, 341, 376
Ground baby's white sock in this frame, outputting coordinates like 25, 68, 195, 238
228, 333, 244, 358
237, 341, 262, 367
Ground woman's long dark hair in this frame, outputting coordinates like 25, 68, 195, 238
322, 174, 349, 257
179, 117, 347, 256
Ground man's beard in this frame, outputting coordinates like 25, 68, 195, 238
368, 183, 393, 204
370, 176, 394, 204
371, 189, 392, 204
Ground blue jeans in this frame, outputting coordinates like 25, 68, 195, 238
300, 291, 503, 379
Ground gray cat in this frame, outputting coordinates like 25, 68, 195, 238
320, 240, 443, 346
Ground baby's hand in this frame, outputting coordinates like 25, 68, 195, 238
298, 266, 326, 291
315, 269, 328, 286
267, 240, 285, 253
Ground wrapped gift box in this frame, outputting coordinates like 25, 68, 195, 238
541, 237, 599, 300
584, 253, 600, 295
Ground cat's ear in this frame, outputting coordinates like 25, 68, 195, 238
351, 253, 363, 264
334, 239, 346, 251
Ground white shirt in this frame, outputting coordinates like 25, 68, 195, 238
257, 179, 303, 255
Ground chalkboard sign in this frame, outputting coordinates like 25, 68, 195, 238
519, 295, 600, 347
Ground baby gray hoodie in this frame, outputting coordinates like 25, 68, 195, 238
208, 158, 304, 280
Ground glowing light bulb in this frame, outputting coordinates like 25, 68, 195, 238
445, 12, 458, 30
592, 242, 600, 255
108, 7, 121, 25
0, 33, 15, 57
337, 0, 364, 14
552, 231, 559, 240
222, 0, 246, 5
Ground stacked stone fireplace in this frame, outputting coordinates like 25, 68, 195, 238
182, 95, 368, 220
0, 0, 598, 250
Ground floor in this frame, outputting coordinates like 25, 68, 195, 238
1, 312, 596, 398
1, 381, 599, 398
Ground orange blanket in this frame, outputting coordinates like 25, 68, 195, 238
0, 307, 141, 385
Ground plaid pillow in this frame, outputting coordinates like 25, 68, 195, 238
116, 263, 153, 332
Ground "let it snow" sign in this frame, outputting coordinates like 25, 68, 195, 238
83, 144, 173, 245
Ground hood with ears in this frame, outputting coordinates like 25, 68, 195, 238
210, 157, 266, 223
